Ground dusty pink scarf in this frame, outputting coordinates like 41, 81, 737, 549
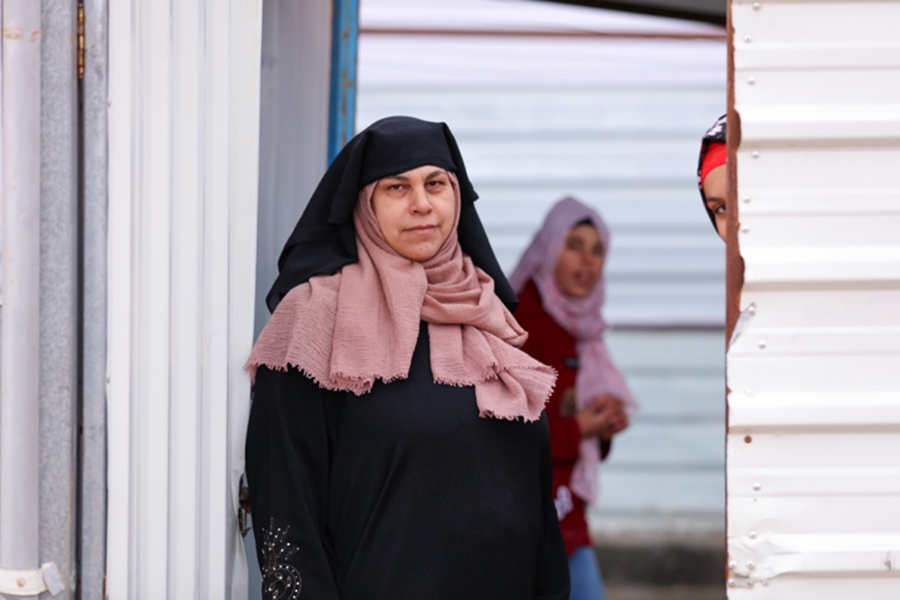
247, 176, 555, 422
509, 196, 639, 502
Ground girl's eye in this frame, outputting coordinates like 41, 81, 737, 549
593, 245, 605, 257
714, 204, 726, 215
566, 240, 583, 252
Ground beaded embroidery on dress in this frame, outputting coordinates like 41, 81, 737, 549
261, 518, 302, 599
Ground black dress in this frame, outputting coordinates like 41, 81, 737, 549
246, 323, 570, 600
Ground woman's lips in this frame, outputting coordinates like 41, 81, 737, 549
405, 225, 438, 234
573, 271, 595, 288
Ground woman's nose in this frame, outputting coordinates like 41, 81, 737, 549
410, 186, 432, 213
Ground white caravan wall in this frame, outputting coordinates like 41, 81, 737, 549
107, 1, 262, 598
728, 0, 900, 597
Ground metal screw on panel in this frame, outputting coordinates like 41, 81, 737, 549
747, 304, 757, 315
743, 195, 752, 204
727, 579, 736, 587
744, 35, 753, 43
752, 150, 760, 159
17, 578, 26, 588
746, 388, 755, 397
758, 341, 767, 349
753, 482, 761, 491
729, 561, 737, 570
753, 2, 761, 10
741, 226, 750, 234
747, 562, 755, 569
749, 531, 758, 539
748, 77, 756, 86
762, 580, 771, 587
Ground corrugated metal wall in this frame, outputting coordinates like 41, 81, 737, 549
106, 1, 262, 597
727, 0, 900, 596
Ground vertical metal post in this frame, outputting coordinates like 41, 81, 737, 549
81, 0, 109, 596
39, 0, 80, 596
0, 0, 42, 575
327, 0, 359, 162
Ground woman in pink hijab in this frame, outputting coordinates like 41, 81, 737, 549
510, 196, 639, 600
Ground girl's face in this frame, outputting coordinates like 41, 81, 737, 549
702, 164, 728, 241
371, 165, 456, 262
554, 223, 605, 298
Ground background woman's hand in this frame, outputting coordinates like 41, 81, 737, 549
574, 394, 629, 440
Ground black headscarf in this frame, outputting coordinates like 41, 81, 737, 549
697, 113, 727, 229
266, 116, 517, 313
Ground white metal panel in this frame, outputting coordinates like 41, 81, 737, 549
362, 0, 724, 34
1, 0, 42, 576
589, 330, 726, 535
729, 0, 900, 597
107, 0, 262, 597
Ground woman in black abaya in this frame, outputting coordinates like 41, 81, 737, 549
245, 116, 569, 600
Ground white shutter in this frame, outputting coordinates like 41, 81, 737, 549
728, 1, 900, 597
106, 1, 262, 596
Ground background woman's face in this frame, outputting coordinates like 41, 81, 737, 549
371, 165, 456, 262
555, 223, 605, 298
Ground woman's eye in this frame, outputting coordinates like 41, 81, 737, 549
426, 179, 447, 188
593, 245, 605, 256
387, 183, 404, 191
714, 204, 726, 215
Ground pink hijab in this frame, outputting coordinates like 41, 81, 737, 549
509, 196, 638, 503
247, 175, 556, 422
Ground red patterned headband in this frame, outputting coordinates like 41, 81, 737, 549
700, 142, 727, 185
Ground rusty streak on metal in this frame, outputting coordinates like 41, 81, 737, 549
360, 26, 726, 41
78, 4, 85, 80
3, 26, 24, 40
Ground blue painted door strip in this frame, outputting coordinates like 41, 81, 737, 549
328, 0, 360, 163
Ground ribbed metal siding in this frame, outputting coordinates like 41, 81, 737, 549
106, 1, 262, 597
727, 1, 900, 596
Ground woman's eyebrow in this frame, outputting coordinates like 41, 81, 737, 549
384, 174, 409, 182
384, 169, 446, 183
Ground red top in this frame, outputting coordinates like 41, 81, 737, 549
516, 280, 610, 555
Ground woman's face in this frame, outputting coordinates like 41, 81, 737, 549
702, 164, 728, 241
371, 165, 457, 262
555, 223, 605, 298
